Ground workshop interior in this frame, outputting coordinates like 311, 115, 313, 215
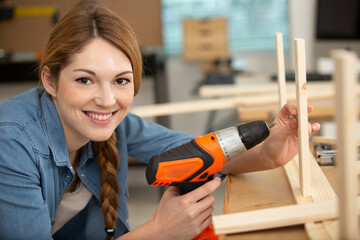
1, 0, 360, 237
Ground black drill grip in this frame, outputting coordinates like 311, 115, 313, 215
146, 139, 214, 195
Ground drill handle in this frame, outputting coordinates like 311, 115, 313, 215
177, 176, 213, 195
146, 139, 215, 187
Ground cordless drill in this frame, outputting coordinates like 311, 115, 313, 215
146, 120, 271, 240
146, 120, 271, 194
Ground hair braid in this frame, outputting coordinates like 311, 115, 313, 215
94, 132, 120, 240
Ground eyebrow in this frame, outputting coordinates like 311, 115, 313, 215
73, 68, 133, 77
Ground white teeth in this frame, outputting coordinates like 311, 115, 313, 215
87, 112, 112, 121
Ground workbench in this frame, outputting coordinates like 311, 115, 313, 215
219, 163, 338, 240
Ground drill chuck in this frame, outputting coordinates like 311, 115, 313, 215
237, 120, 270, 150
214, 120, 270, 162
214, 126, 245, 162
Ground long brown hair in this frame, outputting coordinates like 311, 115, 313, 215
39, 1, 142, 239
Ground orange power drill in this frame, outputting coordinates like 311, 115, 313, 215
146, 120, 271, 194
146, 120, 271, 239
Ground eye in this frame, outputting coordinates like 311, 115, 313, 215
115, 78, 130, 85
75, 78, 92, 85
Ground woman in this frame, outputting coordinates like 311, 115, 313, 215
0, 2, 320, 240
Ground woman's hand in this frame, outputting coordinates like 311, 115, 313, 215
146, 177, 221, 240
260, 102, 321, 168
221, 102, 321, 174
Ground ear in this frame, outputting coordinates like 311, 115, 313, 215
41, 66, 57, 97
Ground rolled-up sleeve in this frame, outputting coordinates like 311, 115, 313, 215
0, 125, 52, 240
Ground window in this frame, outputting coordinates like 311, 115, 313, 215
161, 0, 289, 55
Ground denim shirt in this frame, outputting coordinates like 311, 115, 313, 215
0, 88, 193, 240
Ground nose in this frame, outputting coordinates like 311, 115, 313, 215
94, 84, 116, 107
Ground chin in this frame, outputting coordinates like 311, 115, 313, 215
89, 132, 114, 142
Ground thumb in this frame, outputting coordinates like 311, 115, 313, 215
286, 117, 298, 137
289, 117, 297, 129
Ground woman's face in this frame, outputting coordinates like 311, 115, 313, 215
51, 38, 134, 145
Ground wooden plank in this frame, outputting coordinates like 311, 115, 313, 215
213, 197, 360, 236
275, 32, 287, 108
130, 89, 360, 118
198, 81, 334, 98
294, 39, 310, 197
198, 83, 279, 98
130, 96, 243, 118
237, 100, 346, 123
236, 89, 343, 107
332, 49, 359, 239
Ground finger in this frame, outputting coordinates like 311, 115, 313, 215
180, 194, 214, 229
307, 105, 314, 113
309, 123, 321, 136
184, 177, 221, 203
197, 206, 214, 229
276, 102, 298, 127
281, 103, 313, 118
191, 194, 216, 217
281, 102, 297, 116
200, 215, 213, 232
191, 212, 214, 237
306, 122, 321, 136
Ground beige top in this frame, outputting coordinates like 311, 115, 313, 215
51, 182, 93, 235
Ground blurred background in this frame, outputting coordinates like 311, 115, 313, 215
1, 0, 359, 230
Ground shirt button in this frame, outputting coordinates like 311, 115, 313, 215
80, 173, 86, 178
65, 175, 70, 181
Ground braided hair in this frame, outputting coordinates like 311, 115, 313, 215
94, 133, 120, 240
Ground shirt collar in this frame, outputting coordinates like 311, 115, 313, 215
79, 141, 95, 168
40, 89, 69, 166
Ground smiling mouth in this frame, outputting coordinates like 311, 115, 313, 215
85, 111, 117, 121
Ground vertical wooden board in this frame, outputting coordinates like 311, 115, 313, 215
275, 32, 287, 108
332, 49, 359, 239
294, 39, 310, 197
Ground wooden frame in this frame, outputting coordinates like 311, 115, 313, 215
213, 35, 360, 238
